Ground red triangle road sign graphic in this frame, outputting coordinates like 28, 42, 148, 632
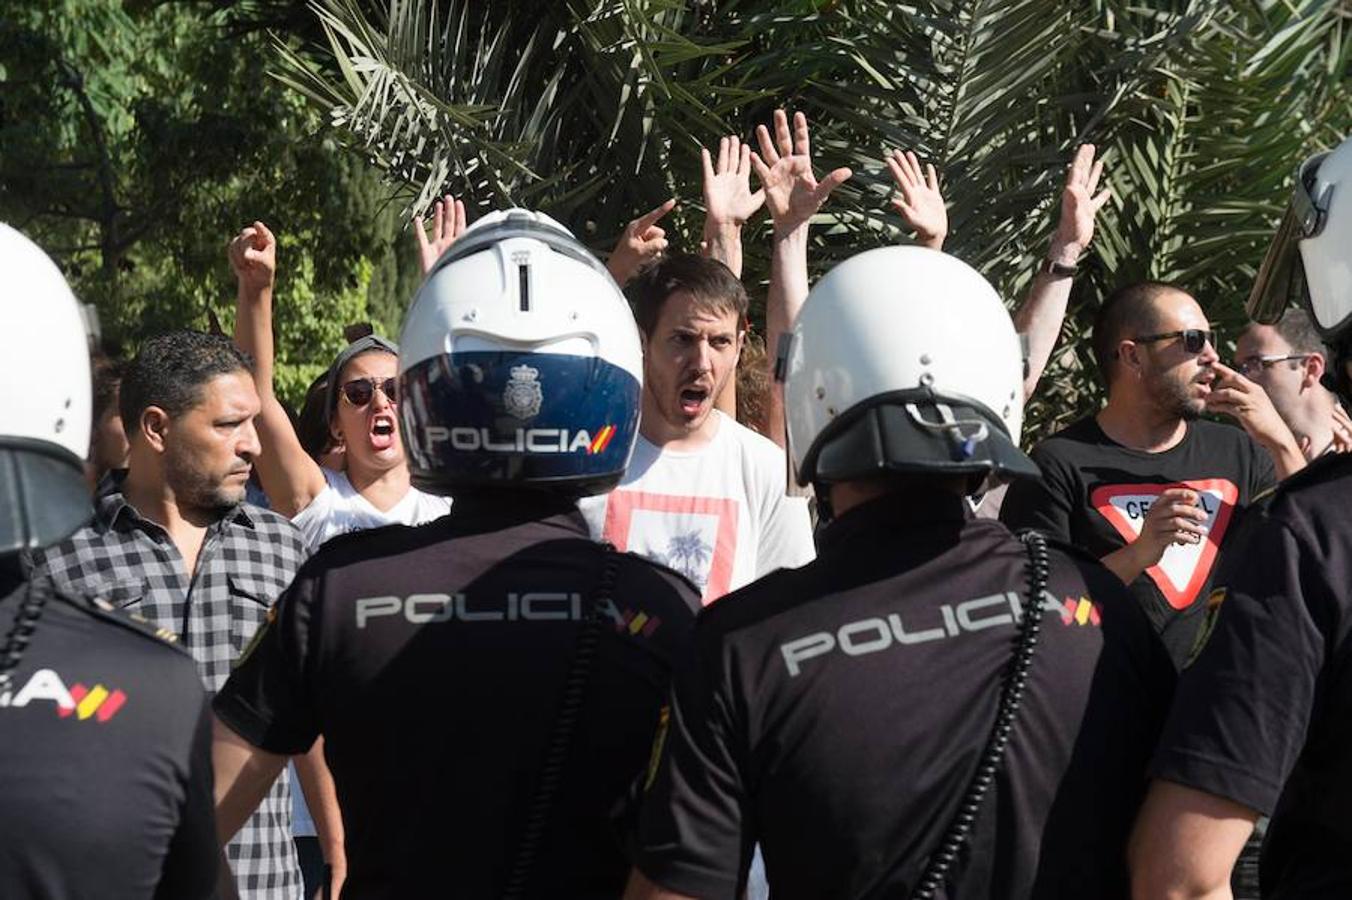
1090, 479, 1240, 611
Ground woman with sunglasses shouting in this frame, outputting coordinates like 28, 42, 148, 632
228, 220, 452, 552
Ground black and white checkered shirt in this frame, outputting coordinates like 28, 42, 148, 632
28, 490, 311, 900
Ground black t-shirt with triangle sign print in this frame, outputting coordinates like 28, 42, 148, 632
1001, 416, 1275, 668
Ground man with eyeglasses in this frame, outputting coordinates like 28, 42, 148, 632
1234, 307, 1350, 462
1002, 281, 1303, 670
1131, 132, 1352, 900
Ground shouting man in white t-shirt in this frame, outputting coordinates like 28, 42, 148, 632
580, 254, 815, 603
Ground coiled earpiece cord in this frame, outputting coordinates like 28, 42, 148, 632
910, 530, 1050, 899
0, 579, 50, 698
501, 544, 621, 900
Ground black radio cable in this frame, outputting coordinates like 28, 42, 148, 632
500, 544, 621, 900
909, 530, 1050, 900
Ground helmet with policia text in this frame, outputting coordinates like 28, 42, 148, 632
398, 209, 643, 496
0, 223, 93, 554
782, 246, 1038, 489
1249, 133, 1352, 400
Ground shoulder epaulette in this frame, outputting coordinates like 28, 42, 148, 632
75, 594, 188, 652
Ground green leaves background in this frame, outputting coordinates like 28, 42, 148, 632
1, 0, 422, 405
277, 0, 1351, 439
6, 0, 1349, 436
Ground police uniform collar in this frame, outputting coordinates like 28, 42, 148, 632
445, 490, 587, 535
819, 486, 971, 554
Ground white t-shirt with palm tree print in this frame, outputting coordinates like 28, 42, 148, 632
579, 411, 815, 605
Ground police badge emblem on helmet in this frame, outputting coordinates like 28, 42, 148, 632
504, 364, 543, 420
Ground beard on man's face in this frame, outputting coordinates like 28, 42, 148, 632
164, 444, 248, 515
1144, 366, 1206, 421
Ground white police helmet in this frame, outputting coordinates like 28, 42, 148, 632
1249, 133, 1352, 398
398, 209, 643, 496
782, 246, 1037, 487
0, 223, 93, 553
1250, 133, 1352, 335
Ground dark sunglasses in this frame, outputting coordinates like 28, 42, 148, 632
340, 377, 399, 407
1132, 329, 1216, 354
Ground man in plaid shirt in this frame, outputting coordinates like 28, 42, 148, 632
28, 331, 311, 900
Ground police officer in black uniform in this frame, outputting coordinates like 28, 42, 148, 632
212, 210, 700, 898
624, 247, 1176, 900
1131, 134, 1352, 897
0, 224, 220, 899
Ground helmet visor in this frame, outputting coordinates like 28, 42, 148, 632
1247, 204, 1307, 324
1247, 151, 1331, 324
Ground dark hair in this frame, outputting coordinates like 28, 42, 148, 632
1269, 306, 1327, 358
343, 321, 375, 344
625, 253, 749, 337
119, 330, 254, 432
295, 370, 335, 459
1092, 281, 1188, 385
90, 353, 125, 425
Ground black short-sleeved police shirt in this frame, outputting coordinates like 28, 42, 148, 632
637, 488, 1176, 900
0, 570, 218, 900
1001, 417, 1275, 668
214, 495, 700, 900
1151, 453, 1352, 897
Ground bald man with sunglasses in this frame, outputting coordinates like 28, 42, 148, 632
1002, 282, 1302, 669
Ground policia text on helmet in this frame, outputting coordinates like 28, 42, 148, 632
399, 209, 644, 500
1248, 134, 1352, 403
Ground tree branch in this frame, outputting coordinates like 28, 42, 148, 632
54, 58, 122, 276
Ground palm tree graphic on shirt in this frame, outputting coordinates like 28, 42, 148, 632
663, 530, 712, 588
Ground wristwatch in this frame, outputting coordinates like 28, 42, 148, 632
1039, 257, 1078, 278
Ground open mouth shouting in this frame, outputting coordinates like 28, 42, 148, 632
678, 383, 712, 419
370, 413, 399, 451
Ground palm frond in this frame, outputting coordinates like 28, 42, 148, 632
273, 0, 1352, 442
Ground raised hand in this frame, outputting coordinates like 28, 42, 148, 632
1205, 361, 1301, 447
751, 109, 852, 237
414, 194, 468, 275
1049, 144, 1112, 265
1205, 361, 1305, 477
703, 135, 765, 228
885, 149, 946, 250
607, 198, 676, 287
228, 221, 277, 296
